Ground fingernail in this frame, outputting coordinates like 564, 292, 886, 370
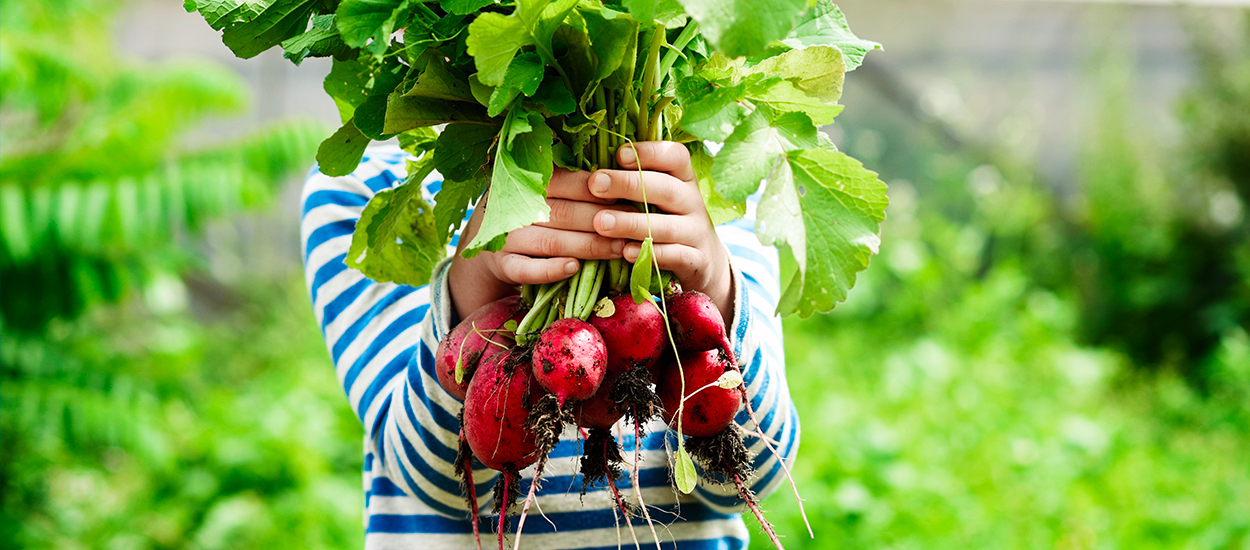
619, 145, 636, 166
611, 239, 625, 255
623, 244, 637, 261
565, 260, 579, 274
600, 212, 616, 231
591, 173, 610, 195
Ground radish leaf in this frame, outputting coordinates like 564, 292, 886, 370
676, 0, 806, 58
463, 108, 553, 256
674, 445, 697, 493
712, 106, 818, 202
781, 0, 881, 71
346, 157, 446, 286
776, 148, 887, 316
630, 237, 654, 304
317, 118, 371, 177
434, 123, 499, 182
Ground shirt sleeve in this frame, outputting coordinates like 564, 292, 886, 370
687, 202, 801, 512
300, 151, 495, 519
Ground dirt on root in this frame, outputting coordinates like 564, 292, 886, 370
579, 427, 624, 493
610, 363, 662, 425
526, 392, 573, 456
686, 423, 752, 481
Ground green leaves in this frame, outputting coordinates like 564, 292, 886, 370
433, 124, 498, 182
751, 45, 846, 102
316, 118, 371, 177
217, 0, 318, 59
676, 0, 806, 58
382, 93, 493, 134
487, 52, 547, 116
466, 0, 579, 86
336, 0, 413, 57
775, 148, 887, 317
345, 157, 446, 287
711, 106, 818, 202
404, 57, 477, 103
188, 0, 886, 320
462, 107, 554, 255
781, 0, 881, 71
630, 237, 655, 304
674, 445, 697, 493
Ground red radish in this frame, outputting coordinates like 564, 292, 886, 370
531, 318, 607, 407
463, 349, 539, 472
656, 349, 741, 437
573, 378, 626, 430
436, 295, 525, 400
590, 294, 668, 378
668, 291, 732, 355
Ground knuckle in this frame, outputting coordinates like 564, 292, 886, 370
547, 199, 571, 225
536, 232, 560, 257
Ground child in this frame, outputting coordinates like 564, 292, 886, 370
300, 141, 798, 549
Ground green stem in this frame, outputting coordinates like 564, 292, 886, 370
607, 258, 623, 294
658, 21, 698, 83
648, 96, 673, 141
637, 23, 666, 141
544, 297, 560, 328
572, 260, 600, 319
578, 261, 608, 320
517, 280, 565, 344
596, 87, 609, 169
564, 265, 582, 319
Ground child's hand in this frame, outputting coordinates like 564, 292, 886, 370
448, 169, 628, 321
589, 142, 733, 327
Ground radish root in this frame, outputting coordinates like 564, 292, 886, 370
741, 387, 811, 538
455, 425, 483, 550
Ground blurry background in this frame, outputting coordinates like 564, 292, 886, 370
1, 0, 1247, 548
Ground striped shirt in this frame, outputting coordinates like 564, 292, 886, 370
300, 144, 799, 550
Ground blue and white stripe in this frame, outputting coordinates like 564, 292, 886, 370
300, 144, 799, 549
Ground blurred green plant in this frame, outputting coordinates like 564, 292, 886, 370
0, 0, 324, 332
0, 0, 337, 547
1061, 18, 1250, 383
747, 10, 1250, 548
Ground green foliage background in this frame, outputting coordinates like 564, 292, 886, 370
2, 2, 1248, 550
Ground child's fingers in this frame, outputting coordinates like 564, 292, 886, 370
495, 254, 581, 285
587, 169, 701, 215
538, 199, 633, 233
548, 168, 614, 204
592, 210, 705, 244
505, 226, 625, 260
622, 241, 709, 283
616, 142, 696, 183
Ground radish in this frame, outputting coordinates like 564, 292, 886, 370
573, 380, 626, 430
668, 291, 732, 356
436, 295, 525, 400
657, 349, 741, 437
531, 318, 607, 407
590, 294, 667, 379
463, 348, 539, 471
462, 346, 538, 550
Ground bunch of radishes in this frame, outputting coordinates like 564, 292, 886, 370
434, 258, 783, 550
